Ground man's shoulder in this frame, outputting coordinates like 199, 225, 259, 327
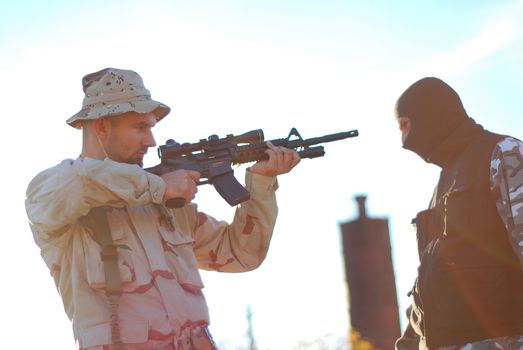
34, 158, 76, 175
494, 136, 523, 154
27, 159, 76, 190
489, 137, 523, 183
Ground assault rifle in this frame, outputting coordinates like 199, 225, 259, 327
146, 127, 358, 207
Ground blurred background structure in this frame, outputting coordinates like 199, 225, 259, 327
340, 196, 401, 350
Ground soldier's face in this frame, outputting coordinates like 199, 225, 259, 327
101, 112, 157, 166
397, 116, 411, 145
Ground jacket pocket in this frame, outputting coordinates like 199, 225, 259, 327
412, 207, 443, 259
157, 225, 204, 293
432, 265, 512, 333
442, 185, 471, 236
83, 214, 135, 290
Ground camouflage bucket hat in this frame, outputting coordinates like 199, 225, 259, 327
66, 68, 170, 129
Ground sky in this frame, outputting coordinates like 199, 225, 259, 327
1, 0, 523, 349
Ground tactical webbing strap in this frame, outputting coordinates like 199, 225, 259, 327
90, 206, 125, 350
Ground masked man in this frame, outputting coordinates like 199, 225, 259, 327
395, 77, 523, 350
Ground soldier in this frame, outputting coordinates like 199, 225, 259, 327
394, 77, 523, 350
25, 68, 300, 350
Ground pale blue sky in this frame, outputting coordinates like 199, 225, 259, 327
1, 1, 523, 349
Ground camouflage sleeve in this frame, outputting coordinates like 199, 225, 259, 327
490, 137, 523, 269
190, 170, 278, 272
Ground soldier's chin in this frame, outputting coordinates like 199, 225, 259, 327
127, 156, 144, 167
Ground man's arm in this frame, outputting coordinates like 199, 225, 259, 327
25, 157, 166, 235
189, 170, 279, 272
189, 144, 299, 272
490, 137, 523, 268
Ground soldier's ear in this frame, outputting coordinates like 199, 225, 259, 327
92, 118, 108, 137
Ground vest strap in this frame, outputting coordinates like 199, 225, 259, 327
90, 206, 125, 350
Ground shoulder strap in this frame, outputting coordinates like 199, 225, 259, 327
90, 206, 125, 350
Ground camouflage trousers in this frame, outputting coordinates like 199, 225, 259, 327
439, 335, 523, 350
85, 327, 218, 350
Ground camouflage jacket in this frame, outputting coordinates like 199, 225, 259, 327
397, 136, 523, 350
25, 157, 279, 350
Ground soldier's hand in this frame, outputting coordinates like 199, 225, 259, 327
249, 142, 301, 177
161, 170, 201, 203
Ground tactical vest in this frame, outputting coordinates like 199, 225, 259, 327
410, 130, 523, 347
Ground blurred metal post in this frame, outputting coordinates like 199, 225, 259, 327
246, 305, 258, 350
340, 195, 401, 350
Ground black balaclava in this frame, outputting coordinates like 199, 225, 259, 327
395, 77, 478, 166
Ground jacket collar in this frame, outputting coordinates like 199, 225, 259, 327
425, 118, 483, 168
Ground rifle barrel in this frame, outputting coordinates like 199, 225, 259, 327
302, 129, 358, 146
